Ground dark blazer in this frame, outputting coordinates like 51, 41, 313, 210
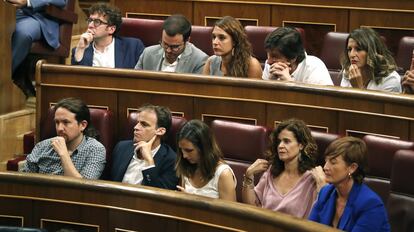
71, 36, 144, 69
110, 140, 178, 190
309, 183, 390, 232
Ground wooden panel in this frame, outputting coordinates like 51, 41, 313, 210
338, 112, 410, 140
194, 2, 271, 26
108, 209, 178, 232
194, 98, 266, 126
266, 104, 338, 133
0, 197, 32, 227
36, 63, 414, 140
0, 172, 339, 232
272, 6, 348, 56
114, 0, 192, 21
349, 10, 414, 56
0, 1, 25, 113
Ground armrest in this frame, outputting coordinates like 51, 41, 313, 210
7, 131, 35, 171
45, 5, 78, 24
7, 155, 27, 171
23, 131, 35, 154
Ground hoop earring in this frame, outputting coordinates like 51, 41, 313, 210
231, 47, 234, 56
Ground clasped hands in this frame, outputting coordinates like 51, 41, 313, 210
269, 62, 293, 81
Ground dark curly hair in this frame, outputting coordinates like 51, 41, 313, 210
266, 118, 317, 177
89, 3, 122, 36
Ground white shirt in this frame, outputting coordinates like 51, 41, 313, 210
340, 70, 402, 93
92, 38, 115, 68
262, 54, 333, 86
122, 144, 160, 185
161, 53, 182, 72
183, 164, 236, 199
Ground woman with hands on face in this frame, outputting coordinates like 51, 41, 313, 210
242, 118, 326, 218
175, 120, 237, 201
340, 28, 401, 93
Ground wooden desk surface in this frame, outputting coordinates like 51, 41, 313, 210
0, 171, 338, 231
35, 61, 414, 141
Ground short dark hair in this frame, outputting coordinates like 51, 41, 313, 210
175, 120, 223, 181
163, 14, 192, 42
89, 3, 122, 36
54, 98, 98, 139
137, 104, 172, 141
324, 137, 367, 184
264, 27, 305, 63
266, 118, 317, 177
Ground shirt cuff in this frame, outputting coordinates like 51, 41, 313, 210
142, 164, 155, 171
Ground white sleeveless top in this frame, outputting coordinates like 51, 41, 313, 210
183, 163, 236, 199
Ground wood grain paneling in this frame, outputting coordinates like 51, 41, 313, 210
35, 62, 414, 140
0, 2, 25, 113
114, 0, 192, 21
266, 104, 338, 133
194, 2, 271, 26
0, 172, 339, 232
272, 6, 348, 56
194, 98, 266, 126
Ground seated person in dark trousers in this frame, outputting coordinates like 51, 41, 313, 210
22, 98, 106, 179
7, 0, 66, 97
71, 3, 144, 68
135, 14, 208, 74
110, 104, 178, 190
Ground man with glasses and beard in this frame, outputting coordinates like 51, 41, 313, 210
135, 14, 208, 74
71, 3, 144, 69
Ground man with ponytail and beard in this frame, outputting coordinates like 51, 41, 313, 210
22, 98, 106, 179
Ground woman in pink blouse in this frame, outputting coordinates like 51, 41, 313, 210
242, 118, 326, 218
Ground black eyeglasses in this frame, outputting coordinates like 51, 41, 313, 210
159, 41, 185, 52
86, 18, 109, 27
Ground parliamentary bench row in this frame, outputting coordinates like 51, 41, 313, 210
6, 106, 414, 231
119, 17, 414, 82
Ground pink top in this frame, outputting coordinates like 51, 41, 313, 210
254, 168, 317, 218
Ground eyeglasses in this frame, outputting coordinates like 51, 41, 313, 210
86, 18, 109, 27
159, 41, 185, 52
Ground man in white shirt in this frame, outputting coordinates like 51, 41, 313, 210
110, 105, 178, 190
71, 3, 144, 69
262, 27, 333, 86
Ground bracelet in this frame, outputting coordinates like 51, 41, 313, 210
242, 174, 254, 188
